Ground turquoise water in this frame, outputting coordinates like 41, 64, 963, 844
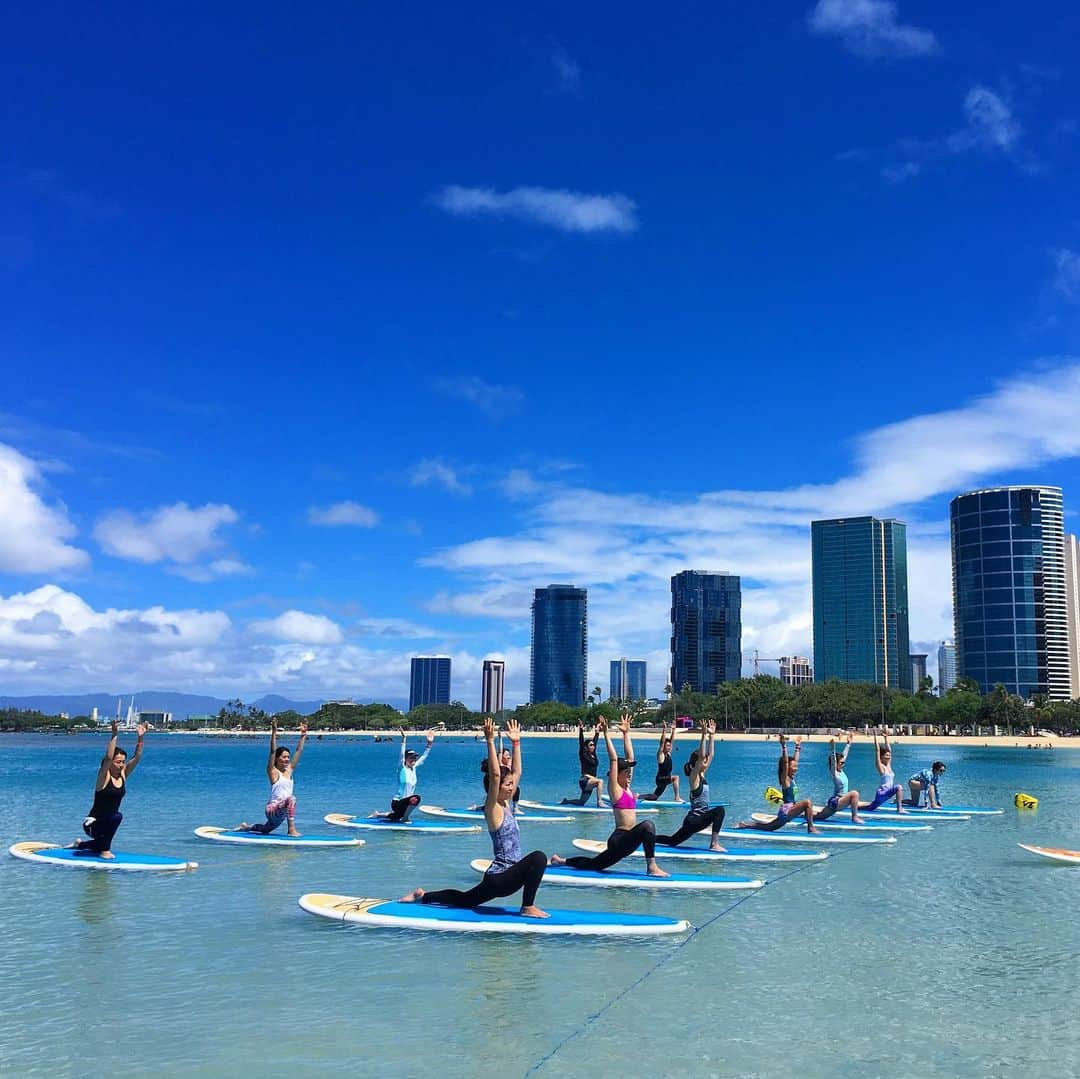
2, 734, 1079, 1078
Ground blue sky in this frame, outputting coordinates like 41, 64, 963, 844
2, 1, 1079, 707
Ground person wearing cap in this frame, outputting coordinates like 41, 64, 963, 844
373, 728, 434, 821
907, 762, 946, 809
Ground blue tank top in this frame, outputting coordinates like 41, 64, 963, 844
782, 780, 798, 804
689, 779, 710, 815
832, 768, 849, 796
487, 803, 522, 874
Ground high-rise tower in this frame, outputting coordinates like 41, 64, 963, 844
530, 585, 587, 706
670, 571, 742, 695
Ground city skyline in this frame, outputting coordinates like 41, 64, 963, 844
3, 7, 1080, 707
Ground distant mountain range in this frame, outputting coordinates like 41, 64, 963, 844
0, 691, 331, 718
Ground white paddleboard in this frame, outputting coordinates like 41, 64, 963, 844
420, 805, 573, 823
814, 806, 970, 823
1018, 843, 1080, 865
518, 799, 658, 815
472, 857, 762, 890
195, 826, 364, 847
9, 841, 197, 871
298, 892, 690, 935
717, 829, 896, 846
570, 838, 827, 863
865, 803, 1003, 816
749, 813, 932, 833
324, 813, 480, 834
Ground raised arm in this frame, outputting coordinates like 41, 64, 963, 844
656, 722, 667, 763
839, 731, 854, 769
289, 722, 309, 770
873, 730, 883, 772
399, 728, 408, 768
413, 731, 434, 768
506, 718, 523, 782
777, 734, 791, 785
482, 718, 501, 813
828, 738, 838, 777
620, 712, 634, 762
266, 720, 280, 782
124, 723, 148, 776
597, 718, 619, 800
96, 719, 120, 787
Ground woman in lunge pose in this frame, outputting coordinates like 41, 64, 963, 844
237, 719, 308, 835
401, 718, 548, 918
640, 720, 682, 802
813, 733, 864, 823
864, 729, 905, 812
371, 728, 434, 822
737, 734, 820, 834
560, 720, 604, 806
73, 718, 147, 858
655, 720, 726, 850
551, 715, 669, 877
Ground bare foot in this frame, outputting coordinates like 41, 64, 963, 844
852, 815, 865, 824
646, 861, 670, 878
709, 843, 727, 852
520, 905, 549, 919
399, 888, 425, 903
549, 854, 567, 866
100, 851, 115, 859
236, 822, 251, 831
736, 820, 753, 829
287, 828, 301, 837
807, 827, 822, 835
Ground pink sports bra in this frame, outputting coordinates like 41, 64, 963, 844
613, 787, 636, 810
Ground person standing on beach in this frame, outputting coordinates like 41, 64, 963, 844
401, 718, 548, 918
813, 733, 864, 823
655, 720, 726, 850
907, 762, 946, 808
237, 719, 308, 836
73, 718, 147, 858
640, 720, 683, 802
372, 728, 434, 822
863, 729, 905, 812
560, 720, 604, 806
737, 734, 820, 834
551, 715, 670, 877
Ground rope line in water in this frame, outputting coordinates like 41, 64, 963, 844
523, 843, 868, 1078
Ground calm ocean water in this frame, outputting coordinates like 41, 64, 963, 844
2, 733, 1078, 1078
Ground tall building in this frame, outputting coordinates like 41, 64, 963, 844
530, 585, 587, 706
481, 658, 505, 714
811, 517, 912, 691
950, 486, 1070, 700
670, 571, 742, 695
779, 655, 813, 686
1063, 533, 1079, 699
409, 655, 451, 711
609, 658, 647, 701
910, 654, 928, 688
937, 640, 957, 693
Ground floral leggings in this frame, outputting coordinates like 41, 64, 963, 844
249, 796, 296, 834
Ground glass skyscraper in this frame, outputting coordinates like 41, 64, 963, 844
530, 585, 587, 706
670, 571, 742, 695
950, 486, 1069, 700
409, 655, 451, 711
811, 517, 912, 691
609, 658, 647, 701
937, 640, 957, 693
481, 658, 505, 714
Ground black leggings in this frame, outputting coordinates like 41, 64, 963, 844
564, 821, 656, 870
421, 850, 547, 909
388, 795, 420, 821
641, 775, 674, 801
657, 806, 725, 847
75, 812, 123, 854
562, 777, 598, 805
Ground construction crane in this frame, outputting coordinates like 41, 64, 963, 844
752, 650, 784, 677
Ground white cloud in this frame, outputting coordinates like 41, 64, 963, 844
1052, 248, 1080, 300
431, 376, 524, 418
409, 458, 472, 496
808, 0, 940, 59
250, 610, 344, 645
550, 43, 581, 93
948, 86, 1022, 153
307, 501, 380, 527
172, 558, 255, 583
431, 185, 639, 234
0, 442, 88, 573
94, 502, 241, 573
881, 161, 921, 183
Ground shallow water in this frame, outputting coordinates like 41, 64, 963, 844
2, 734, 1078, 1078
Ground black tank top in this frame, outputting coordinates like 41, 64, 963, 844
657, 752, 672, 779
89, 776, 125, 818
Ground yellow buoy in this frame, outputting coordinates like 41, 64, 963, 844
1014, 792, 1038, 810
764, 786, 783, 806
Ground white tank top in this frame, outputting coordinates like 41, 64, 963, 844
269, 774, 294, 802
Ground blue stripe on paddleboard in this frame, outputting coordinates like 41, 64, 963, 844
543, 865, 760, 887
14, 846, 192, 867
338, 817, 478, 831
653, 843, 822, 861
520, 801, 658, 814
367, 901, 685, 927
205, 830, 359, 843
425, 807, 569, 820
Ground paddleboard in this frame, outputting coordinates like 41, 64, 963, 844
324, 813, 480, 834
9, 841, 197, 871
420, 805, 573, 823
519, 800, 658, 815
570, 838, 827, 863
1018, 843, 1080, 865
717, 829, 896, 846
195, 826, 365, 847
749, 813, 932, 833
298, 892, 690, 936
472, 857, 762, 890
808, 806, 969, 824
863, 803, 1002, 816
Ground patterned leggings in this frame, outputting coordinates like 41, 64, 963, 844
250, 796, 296, 834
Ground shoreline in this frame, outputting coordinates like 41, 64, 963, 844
59, 728, 1077, 749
